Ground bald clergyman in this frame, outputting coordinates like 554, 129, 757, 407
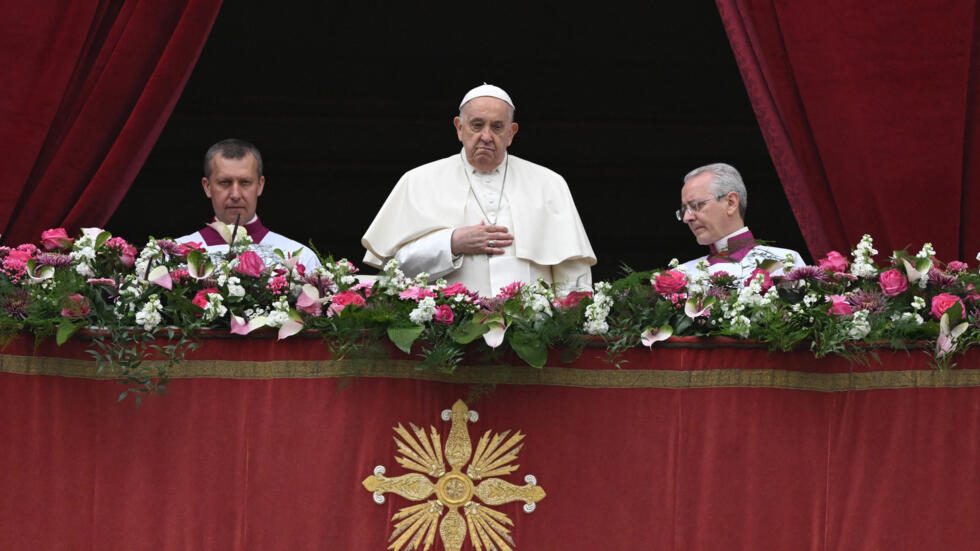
361, 84, 595, 297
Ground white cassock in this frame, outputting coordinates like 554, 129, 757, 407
177, 216, 321, 269
362, 151, 596, 297
677, 227, 805, 278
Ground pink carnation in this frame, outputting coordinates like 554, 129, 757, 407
349, 282, 374, 298
328, 290, 366, 317
817, 251, 848, 273
40, 228, 74, 250
433, 304, 455, 325
399, 286, 437, 301
931, 293, 965, 320
877, 269, 908, 297
234, 251, 266, 278
947, 260, 969, 273
653, 270, 687, 295
496, 281, 525, 300
3, 249, 33, 273
827, 295, 853, 316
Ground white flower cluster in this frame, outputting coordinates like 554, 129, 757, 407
847, 310, 871, 340
226, 276, 245, 299
409, 296, 437, 324
380, 260, 411, 295
133, 238, 162, 279
803, 292, 821, 307
200, 292, 227, 323
891, 311, 924, 325
584, 282, 612, 335
912, 296, 926, 311
520, 280, 554, 317
264, 296, 291, 327
69, 230, 102, 277
728, 314, 752, 338
850, 234, 878, 278
134, 294, 163, 331
916, 243, 936, 259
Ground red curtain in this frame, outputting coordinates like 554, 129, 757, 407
0, 0, 222, 245
3, 338, 980, 550
716, 0, 980, 262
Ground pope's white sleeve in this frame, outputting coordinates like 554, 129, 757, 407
394, 228, 463, 279
551, 258, 593, 296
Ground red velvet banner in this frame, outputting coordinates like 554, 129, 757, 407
2, 337, 980, 549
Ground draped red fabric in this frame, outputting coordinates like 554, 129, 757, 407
0, 0, 222, 246
3, 338, 980, 550
716, 0, 980, 262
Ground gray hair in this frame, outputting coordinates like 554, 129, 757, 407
204, 138, 263, 179
683, 162, 747, 220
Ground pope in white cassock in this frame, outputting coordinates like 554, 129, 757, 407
676, 162, 805, 277
176, 139, 320, 269
361, 84, 596, 297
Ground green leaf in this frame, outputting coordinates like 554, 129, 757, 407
508, 332, 548, 368
56, 322, 80, 346
387, 325, 424, 354
449, 318, 490, 344
95, 230, 112, 249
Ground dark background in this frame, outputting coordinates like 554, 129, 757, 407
109, 2, 808, 281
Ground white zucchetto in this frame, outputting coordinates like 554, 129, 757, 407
459, 83, 515, 110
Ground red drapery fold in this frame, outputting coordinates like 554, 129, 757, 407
0, 0, 222, 246
716, 0, 980, 262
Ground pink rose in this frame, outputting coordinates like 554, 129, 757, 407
234, 251, 266, 277
653, 270, 687, 295
40, 228, 74, 250
327, 290, 366, 317
433, 304, 455, 325
931, 293, 965, 320
192, 288, 220, 309
743, 268, 774, 293
818, 251, 848, 273
877, 269, 908, 297
179, 242, 205, 256
827, 295, 853, 316
441, 283, 470, 297
60, 294, 91, 318
947, 260, 969, 273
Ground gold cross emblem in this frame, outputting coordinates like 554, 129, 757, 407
363, 400, 546, 551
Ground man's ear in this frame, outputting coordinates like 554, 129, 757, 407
257, 176, 265, 197
202, 177, 212, 198
726, 191, 739, 215
453, 116, 463, 141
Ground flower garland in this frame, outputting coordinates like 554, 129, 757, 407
1, 228, 978, 402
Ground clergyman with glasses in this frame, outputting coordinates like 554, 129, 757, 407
675, 163, 804, 277
361, 83, 596, 297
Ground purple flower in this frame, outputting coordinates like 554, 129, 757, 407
847, 289, 887, 313
784, 266, 828, 282
928, 268, 957, 289
36, 252, 72, 267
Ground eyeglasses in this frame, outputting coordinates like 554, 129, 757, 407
675, 193, 727, 221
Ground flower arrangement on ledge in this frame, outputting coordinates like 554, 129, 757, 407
1, 227, 978, 403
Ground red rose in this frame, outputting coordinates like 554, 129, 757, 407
653, 270, 687, 295
744, 268, 774, 293
931, 293, 965, 320
40, 228, 74, 250
554, 290, 592, 310
60, 294, 91, 318
433, 304, 455, 325
234, 251, 266, 277
877, 269, 908, 297
192, 288, 220, 309
817, 251, 848, 273
327, 290, 366, 317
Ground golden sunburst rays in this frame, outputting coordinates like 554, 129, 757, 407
363, 400, 546, 551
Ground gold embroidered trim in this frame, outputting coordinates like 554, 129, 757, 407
2, 353, 979, 391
